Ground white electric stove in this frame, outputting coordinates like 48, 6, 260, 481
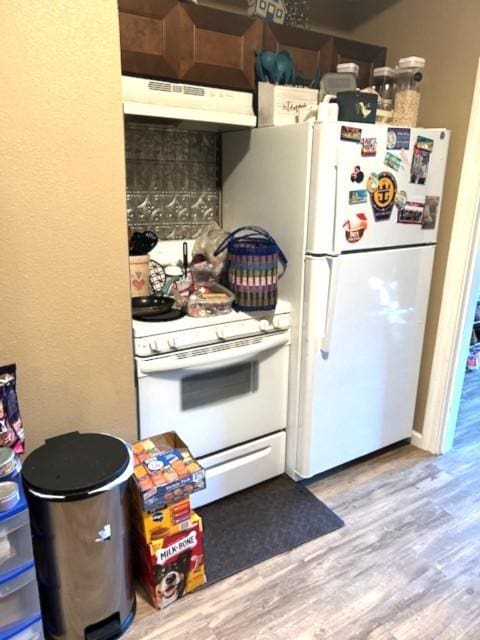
133, 301, 291, 507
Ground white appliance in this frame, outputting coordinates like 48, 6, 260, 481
222, 121, 450, 479
133, 301, 291, 506
122, 75, 257, 130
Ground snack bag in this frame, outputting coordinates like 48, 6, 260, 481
0, 364, 25, 453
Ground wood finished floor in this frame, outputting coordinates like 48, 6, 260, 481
126, 370, 480, 640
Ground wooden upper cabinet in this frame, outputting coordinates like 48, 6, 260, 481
263, 22, 333, 85
331, 37, 387, 89
118, 0, 181, 79
118, 0, 262, 91
178, 5, 262, 90
118, 1, 387, 93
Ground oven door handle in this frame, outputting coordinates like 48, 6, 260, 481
138, 331, 290, 375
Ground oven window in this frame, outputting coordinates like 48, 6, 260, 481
181, 362, 258, 411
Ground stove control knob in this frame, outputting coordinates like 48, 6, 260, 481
151, 339, 169, 353
273, 315, 290, 330
168, 336, 179, 349
216, 327, 227, 340
258, 319, 272, 332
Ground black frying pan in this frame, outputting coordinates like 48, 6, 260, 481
132, 295, 174, 319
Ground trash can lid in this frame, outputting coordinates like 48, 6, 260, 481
22, 431, 130, 497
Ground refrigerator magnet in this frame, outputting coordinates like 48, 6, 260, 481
370, 171, 397, 221
361, 138, 377, 157
384, 151, 402, 172
422, 196, 440, 229
343, 213, 368, 243
349, 189, 368, 205
410, 145, 431, 184
397, 200, 425, 224
366, 173, 379, 193
350, 165, 365, 183
416, 136, 434, 152
399, 149, 410, 169
394, 189, 408, 209
410, 136, 433, 185
341, 125, 362, 143
387, 127, 411, 150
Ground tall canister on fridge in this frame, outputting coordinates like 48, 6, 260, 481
393, 56, 426, 126
22, 432, 135, 640
372, 66, 396, 123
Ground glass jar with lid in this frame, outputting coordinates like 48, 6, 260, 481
372, 66, 396, 124
393, 56, 426, 127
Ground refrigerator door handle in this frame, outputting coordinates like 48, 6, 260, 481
321, 257, 340, 356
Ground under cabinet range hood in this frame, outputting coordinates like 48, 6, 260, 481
122, 75, 257, 131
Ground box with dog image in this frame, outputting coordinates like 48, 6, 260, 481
132, 432, 206, 512
137, 511, 207, 609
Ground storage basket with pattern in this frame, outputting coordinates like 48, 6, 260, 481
214, 226, 287, 311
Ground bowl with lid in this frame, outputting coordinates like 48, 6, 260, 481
0, 447, 18, 479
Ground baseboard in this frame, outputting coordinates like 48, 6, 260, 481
410, 429, 423, 449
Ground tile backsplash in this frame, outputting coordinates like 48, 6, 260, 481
125, 118, 221, 240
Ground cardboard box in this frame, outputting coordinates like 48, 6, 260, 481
132, 432, 206, 511
258, 82, 319, 127
131, 492, 193, 542
138, 512, 207, 609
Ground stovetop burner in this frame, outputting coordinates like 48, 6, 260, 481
134, 309, 184, 322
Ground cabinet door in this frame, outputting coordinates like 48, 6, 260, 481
263, 22, 333, 85
118, 0, 262, 91
118, 0, 182, 80
331, 37, 386, 88
178, 4, 262, 91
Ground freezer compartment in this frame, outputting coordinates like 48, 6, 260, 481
307, 122, 450, 254
295, 246, 435, 478
190, 431, 286, 508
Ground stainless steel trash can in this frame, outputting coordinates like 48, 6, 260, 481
22, 432, 135, 640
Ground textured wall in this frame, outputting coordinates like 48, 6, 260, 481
0, 1, 137, 451
351, 0, 480, 433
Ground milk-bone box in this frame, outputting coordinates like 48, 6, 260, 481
129, 482, 208, 608
132, 432, 206, 511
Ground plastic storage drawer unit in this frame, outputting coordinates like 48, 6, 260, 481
1, 615, 43, 640
0, 564, 41, 639
0, 508, 34, 578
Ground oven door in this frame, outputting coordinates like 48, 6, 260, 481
136, 332, 290, 457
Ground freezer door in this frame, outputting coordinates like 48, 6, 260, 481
295, 247, 434, 478
307, 123, 450, 254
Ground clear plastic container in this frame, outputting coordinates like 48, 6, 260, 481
393, 56, 425, 127
187, 283, 235, 317
191, 262, 221, 284
0, 566, 41, 636
373, 66, 396, 124
0, 510, 34, 577
336, 62, 359, 79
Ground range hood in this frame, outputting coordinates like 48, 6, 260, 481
122, 75, 257, 131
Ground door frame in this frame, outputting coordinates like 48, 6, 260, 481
420, 58, 480, 454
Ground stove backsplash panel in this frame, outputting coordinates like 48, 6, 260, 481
125, 118, 221, 240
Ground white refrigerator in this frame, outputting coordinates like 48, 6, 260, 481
222, 120, 450, 479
